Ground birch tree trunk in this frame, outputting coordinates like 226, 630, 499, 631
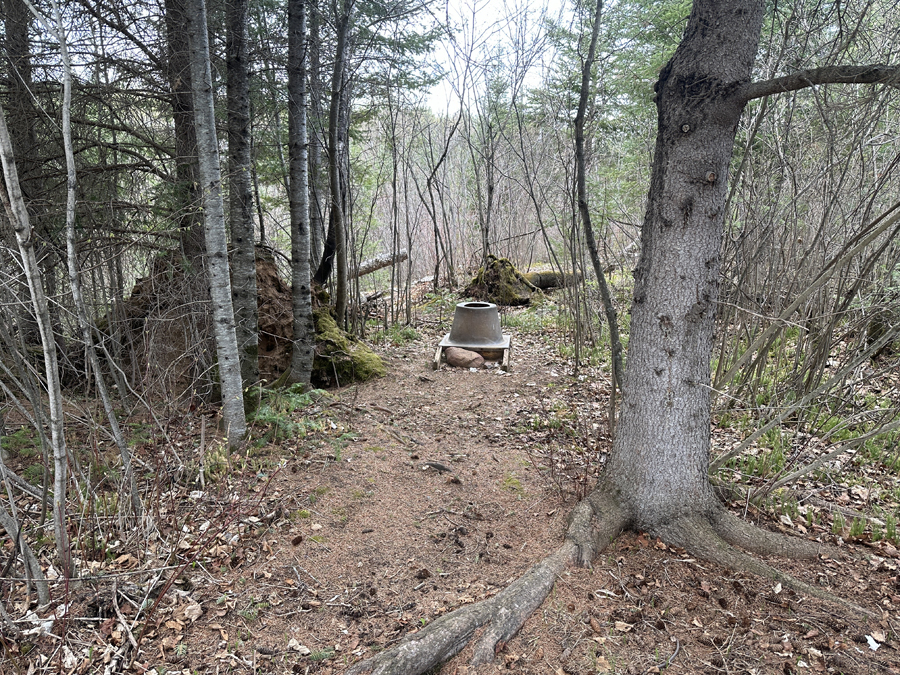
47, 0, 142, 516
288, 0, 315, 384
186, 0, 247, 447
0, 103, 72, 576
226, 0, 260, 394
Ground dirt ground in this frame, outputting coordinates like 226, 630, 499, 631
5, 310, 900, 675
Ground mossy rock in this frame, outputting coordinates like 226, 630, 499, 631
312, 308, 385, 387
465, 255, 540, 306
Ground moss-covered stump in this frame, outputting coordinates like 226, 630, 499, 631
312, 308, 385, 387
464, 255, 540, 306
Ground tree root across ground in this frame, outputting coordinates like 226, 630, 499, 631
5, 317, 900, 675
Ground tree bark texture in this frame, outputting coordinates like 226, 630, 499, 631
307, 0, 326, 270
327, 1, 351, 324
604, 0, 766, 528
288, 0, 315, 384
165, 0, 205, 261
0, 102, 73, 576
226, 0, 260, 392
2, 0, 39, 204
3, 0, 46, 345
186, 0, 247, 447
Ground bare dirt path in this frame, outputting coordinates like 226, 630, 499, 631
12, 314, 900, 675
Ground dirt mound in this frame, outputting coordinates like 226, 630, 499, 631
255, 253, 293, 384
116, 250, 386, 396
114, 250, 293, 400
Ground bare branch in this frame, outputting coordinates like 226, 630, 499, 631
742, 64, 900, 101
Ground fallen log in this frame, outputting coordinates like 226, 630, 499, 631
353, 249, 408, 278
521, 270, 580, 289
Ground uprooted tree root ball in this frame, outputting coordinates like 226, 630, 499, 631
464, 255, 541, 306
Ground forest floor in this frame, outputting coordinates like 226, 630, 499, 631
4, 292, 900, 675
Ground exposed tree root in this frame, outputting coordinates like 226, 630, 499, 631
346, 486, 874, 675
709, 505, 824, 558
657, 512, 875, 618
346, 490, 629, 675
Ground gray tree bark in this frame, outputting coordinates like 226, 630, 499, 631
186, 0, 247, 447
226, 0, 260, 394
164, 0, 205, 261
603, 0, 766, 529
328, 1, 351, 325
288, 0, 315, 384
0, 102, 73, 577
307, 0, 326, 269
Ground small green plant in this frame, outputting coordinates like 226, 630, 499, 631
1, 427, 38, 458
309, 647, 335, 662
23, 463, 45, 485
885, 514, 897, 543
250, 386, 328, 443
238, 601, 260, 622
501, 473, 523, 493
832, 512, 846, 535
203, 444, 230, 482
127, 422, 153, 447
849, 517, 866, 538
308, 486, 328, 505
872, 521, 883, 542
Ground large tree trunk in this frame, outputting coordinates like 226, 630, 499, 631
288, 0, 315, 384
226, 0, 260, 393
604, 0, 764, 530
186, 0, 247, 447
315, 0, 351, 324
165, 0, 205, 261
3, 0, 48, 346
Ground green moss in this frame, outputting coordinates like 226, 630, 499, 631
312, 309, 385, 387
465, 255, 540, 306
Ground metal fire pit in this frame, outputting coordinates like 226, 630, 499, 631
433, 302, 511, 371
